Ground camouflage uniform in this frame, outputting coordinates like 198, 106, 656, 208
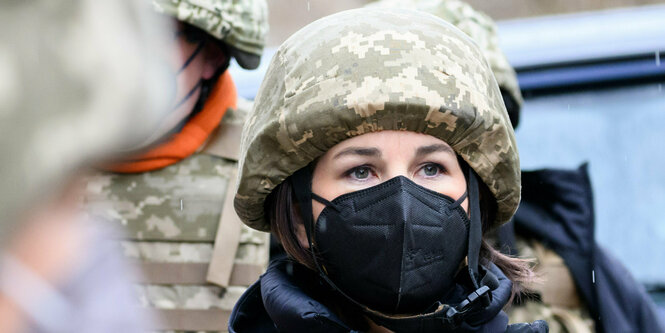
367, 2, 594, 331
509, 239, 595, 333
83, 2, 269, 332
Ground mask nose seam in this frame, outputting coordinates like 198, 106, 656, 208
394, 186, 410, 313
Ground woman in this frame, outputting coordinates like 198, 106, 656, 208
229, 8, 547, 332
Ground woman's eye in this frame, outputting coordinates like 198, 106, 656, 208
350, 166, 371, 180
421, 163, 444, 177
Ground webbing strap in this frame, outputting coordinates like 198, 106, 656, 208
200, 122, 243, 161
149, 308, 231, 331
134, 262, 262, 286
207, 170, 243, 288
466, 169, 483, 289
291, 166, 315, 247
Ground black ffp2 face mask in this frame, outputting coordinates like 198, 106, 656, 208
310, 176, 470, 315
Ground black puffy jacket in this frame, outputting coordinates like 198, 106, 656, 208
506, 164, 665, 333
229, 259, 548, 332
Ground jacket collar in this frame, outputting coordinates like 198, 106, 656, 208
230, 259, 514, 332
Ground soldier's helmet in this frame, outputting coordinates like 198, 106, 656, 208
0, 1, 172, 240
234, 8, 521, 231
153, 0, 269, 69
369, 0, 523, 127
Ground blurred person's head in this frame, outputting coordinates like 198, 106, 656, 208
0, 0, 173, 240
138, 0, 269, 148
0, 1, 173, 331
368, 0, 523, 129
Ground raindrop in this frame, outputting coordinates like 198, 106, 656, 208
567, 104, 570, 110
180, 199, 183, 211
656, 51, 661, 67
592, 269, 595, 284
658, 84, 662, 92
307, 1, 310, 12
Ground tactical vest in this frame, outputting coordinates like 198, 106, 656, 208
84, 101, 269, 332
506, 237, 595, 333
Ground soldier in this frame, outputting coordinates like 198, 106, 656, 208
228, 8, 547, 332
371, 1, 665, 332
0, 1, 172, 332
83, 0, 270, 331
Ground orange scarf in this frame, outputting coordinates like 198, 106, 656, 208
106, 71, 237, 173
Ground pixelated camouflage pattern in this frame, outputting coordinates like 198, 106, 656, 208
152, 0, 268, 57
138, 285, 245, 309
84, 103, 269, 330
235, 8, 521, 231
119, 226, 269, 265
368, 0, 523, 112
505, 237, 595, 333
0, 0, 171, 240
85, 154, 236, 241
85, 105, 251, 241
507, 301, 594, 333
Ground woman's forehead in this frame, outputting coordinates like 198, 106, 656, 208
325, 130, 455, 158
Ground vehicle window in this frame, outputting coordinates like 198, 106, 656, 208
517, 83, 665, 286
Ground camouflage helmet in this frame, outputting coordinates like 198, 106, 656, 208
0, 0, 172, 240
234, 8, 520, 232
368, 0, 523, 123
152, 0, 269, 69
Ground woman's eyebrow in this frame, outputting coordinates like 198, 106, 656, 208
333, 147, 381, 159
415, 144, 455, 158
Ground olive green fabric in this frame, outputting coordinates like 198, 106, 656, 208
507, 237, 595, 333
152, 0, 268, 58
234, 8, 521, 231
367, 0, 523, 113
84, 103, 270, 332
86, 154, 235, 242
0, 0, 171, 241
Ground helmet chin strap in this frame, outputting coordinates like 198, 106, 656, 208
466, 167, 484, 290
290, 166, 496, 331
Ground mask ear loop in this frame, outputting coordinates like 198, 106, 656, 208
451, 190, 468, 209
177, 40, 206, 74
171, 40, 206, 111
